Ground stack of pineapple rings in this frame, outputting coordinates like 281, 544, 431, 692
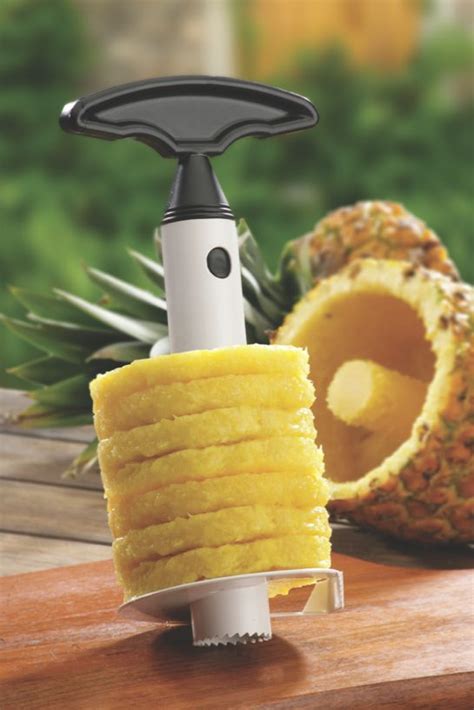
91, 344, 331, 601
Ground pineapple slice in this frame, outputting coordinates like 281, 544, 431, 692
103, 436, 324, 499
108, 470, 330, 537
98, 407, 316, 472
274, 258, 474, 543
91, 344, 309, 403
94, 373, 314, 438
118, 534, 331, 600
113, 505, 330, 573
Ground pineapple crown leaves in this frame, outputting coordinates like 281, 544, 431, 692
2, 219, 293, 472
276, 238, 315, 307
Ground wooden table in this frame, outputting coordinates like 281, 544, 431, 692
0, 389, 111, 575
1, 388, 473, 708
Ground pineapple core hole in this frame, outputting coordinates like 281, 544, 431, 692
298, 293, 435, 484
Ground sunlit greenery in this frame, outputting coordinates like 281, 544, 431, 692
1, 0, 473, 385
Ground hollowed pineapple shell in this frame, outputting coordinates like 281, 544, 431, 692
274, 258, 474, 543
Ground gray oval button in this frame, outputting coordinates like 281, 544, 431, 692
207, 247, 231, 278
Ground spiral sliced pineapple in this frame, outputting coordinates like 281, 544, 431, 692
98, 406, 316, 471
118, 535, 331, 600
90, 344, 331, 600
113, 505, 330, 573
109, 470, 329, 537
103, 436, 323, 499
91, 344, 309, 402
94, 373, 314, 438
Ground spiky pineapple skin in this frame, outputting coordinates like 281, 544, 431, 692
274, 259, 474, 544
280, 202, 459, 304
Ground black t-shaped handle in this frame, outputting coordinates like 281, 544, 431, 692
60, 75, 318, 158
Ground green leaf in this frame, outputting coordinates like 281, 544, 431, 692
15, 402, 92, 429
243, 299, 273, 340
54, 290, 167, 344
128, 248, 166, 292
64, 438, 98, 478
8, 356, 79, 385
9, 287, 100, 327
30, 374, 91, 408
276, 239, 314, 305
237, 220, 286, 307
0, 315, 88, 363
27, 313, 116, 348
241, 266, 284, 323
86, 266, 167, 323
88, 340, 150, 363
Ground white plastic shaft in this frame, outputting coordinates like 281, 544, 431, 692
190, 581, 272, 646
159, 216, 269, 645
161, 218, 247, 353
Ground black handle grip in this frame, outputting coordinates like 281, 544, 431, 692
60, 75, 318, 157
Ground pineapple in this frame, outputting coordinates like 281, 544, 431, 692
119, 535, 331, 601
93, 373, 314, 438
113, 505, 330, 571
91, 344, 330, 599
98, 406, 316, 472
274, 259, 474, 543
91, 343, 309, 402
327, 360, 428, 475
108, 470, 329, 537
279, 201, 459, 303
327, 359, 427, 433
104, 436, 323, 499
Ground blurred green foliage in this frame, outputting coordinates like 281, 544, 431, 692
1, 0, 473, 385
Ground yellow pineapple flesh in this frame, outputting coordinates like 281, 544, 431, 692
90, 344, 309, 402
98, 406, 316, 472
108, 470, 329, 537
90, 343, 331, 600
327, 360, 428, 475
118, 535, 331, 600
327, 359, 427, 432
94, 374, 314, 438
274, 258, 474, 543
113, 505, 330, 572
327, 360, 429, 483
104, 436, 323, 500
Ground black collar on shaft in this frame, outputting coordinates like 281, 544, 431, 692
162, 154, 234, 224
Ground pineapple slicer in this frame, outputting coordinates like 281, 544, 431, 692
60, 76, 344, 646
119, 569, 344, 647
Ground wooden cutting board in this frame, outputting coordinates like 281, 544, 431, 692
1, 552, 472, 709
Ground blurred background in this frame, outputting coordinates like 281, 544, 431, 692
1, 0, 473, 386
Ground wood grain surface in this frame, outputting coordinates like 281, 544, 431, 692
0, 553, 473, 710
0, 532, 111, 576
0, 389, 109, 573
